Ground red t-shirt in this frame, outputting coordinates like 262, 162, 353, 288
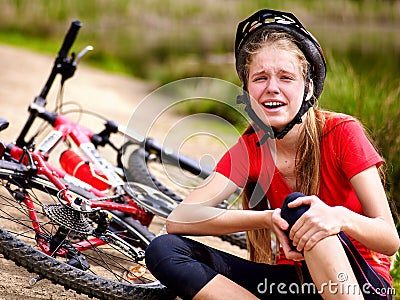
215, 113, 392, 284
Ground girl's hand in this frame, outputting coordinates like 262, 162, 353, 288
288, 195, 343, 252
271, 208, 304, 261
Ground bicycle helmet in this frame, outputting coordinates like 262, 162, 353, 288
235, 9, 326, 143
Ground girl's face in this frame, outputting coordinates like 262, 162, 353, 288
247, 46, 311, 132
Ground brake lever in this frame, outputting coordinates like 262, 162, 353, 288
73, 45, 94, 66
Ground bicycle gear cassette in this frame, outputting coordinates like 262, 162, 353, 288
43, 203, 94, 235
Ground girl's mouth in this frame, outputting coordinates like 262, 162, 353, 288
262, 101, 285, 109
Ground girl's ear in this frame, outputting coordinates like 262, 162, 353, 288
305, 79, 314, 101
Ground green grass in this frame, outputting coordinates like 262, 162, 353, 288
1, 0, 399, 84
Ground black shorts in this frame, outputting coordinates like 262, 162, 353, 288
145, 233, 392, 299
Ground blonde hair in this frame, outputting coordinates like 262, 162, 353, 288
240, 30, 325, 263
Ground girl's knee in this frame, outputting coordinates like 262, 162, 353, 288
145, 234, 188, 271
146, 234, 175, 260
281, 192, 309, 230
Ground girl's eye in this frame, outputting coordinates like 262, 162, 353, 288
281, 75, 294, 81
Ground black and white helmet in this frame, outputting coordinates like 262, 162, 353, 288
235, 9, 326, 141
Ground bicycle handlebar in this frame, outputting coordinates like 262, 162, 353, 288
16, 20, 82, 148
40, 20, 82, 99
58, 20, 82, 60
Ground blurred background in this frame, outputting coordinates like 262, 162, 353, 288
0, 0, 399, 282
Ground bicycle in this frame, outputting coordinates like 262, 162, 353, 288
0, 20, 175, 300
0, 19, 246, 299
11, 19, 246, 249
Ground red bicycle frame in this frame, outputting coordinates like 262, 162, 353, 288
9, 140, 153, 217
4, 139, 153, 255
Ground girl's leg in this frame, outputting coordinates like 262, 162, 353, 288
282, 193, 361, 298
282, 192, 392, 300
304, 235, 363, 299
145, 234, 319, 299
193, 274, 258, 300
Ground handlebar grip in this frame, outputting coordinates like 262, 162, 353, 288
58, 20, 82, 59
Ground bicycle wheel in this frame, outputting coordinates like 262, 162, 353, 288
0, 159, 175, 300
124, 146, 191, 203
125, 146, 247, 250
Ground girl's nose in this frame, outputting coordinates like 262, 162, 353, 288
265, 77, 280, 94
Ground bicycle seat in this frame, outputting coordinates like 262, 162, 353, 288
0, 118, 9, 132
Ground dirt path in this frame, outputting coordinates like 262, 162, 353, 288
0, 44, 246, 299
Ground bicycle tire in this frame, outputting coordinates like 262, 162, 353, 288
125, 147, 184, 202
0, 159, 175, 300
125, 147, 247, 250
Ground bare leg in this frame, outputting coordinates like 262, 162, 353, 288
304, 235, 364, 300
193, 235, 364, 299
193, 274, 259, 300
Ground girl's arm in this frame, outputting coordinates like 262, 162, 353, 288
166, 172, 273, 235
288, 166, 400, 255
340, 165, 399, 255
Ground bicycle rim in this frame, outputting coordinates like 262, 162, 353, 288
125, 146, 201, 202
0, 160, 175, 300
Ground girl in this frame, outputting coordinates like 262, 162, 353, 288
145, 9, 399, 300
